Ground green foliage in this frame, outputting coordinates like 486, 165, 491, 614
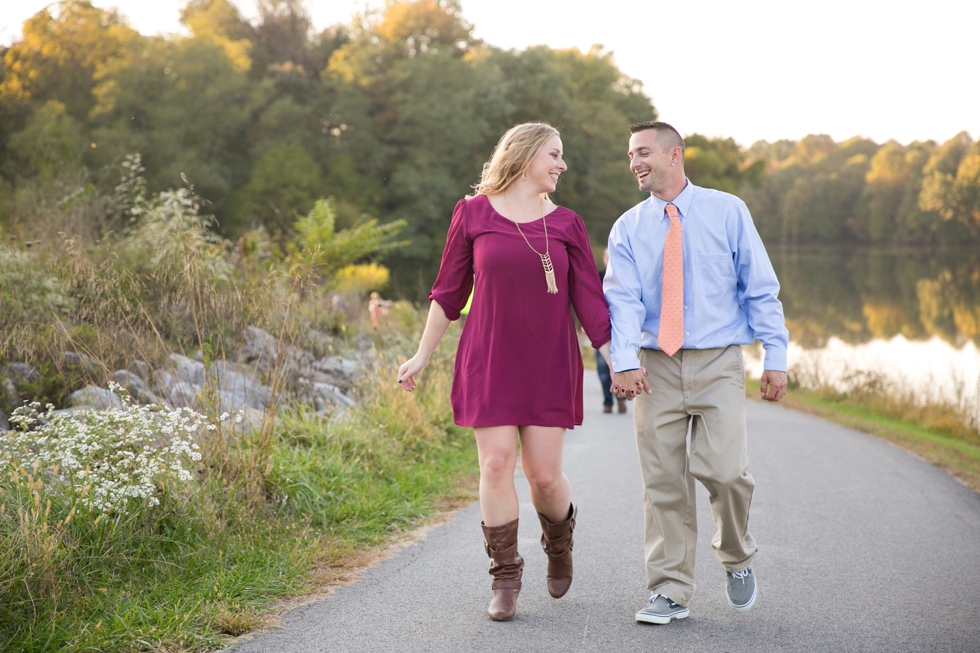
0, 247, 73, 331
685, 134, 764, 195
292, 198, 408, 277
8, 101, 85, 182
247, 143, 322, 233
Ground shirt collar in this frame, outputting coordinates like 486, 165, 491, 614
648, 178, 694, 222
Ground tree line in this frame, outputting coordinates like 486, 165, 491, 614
739, 133, 980, 246
0, 0, 656, 295
1, 1, 977, 296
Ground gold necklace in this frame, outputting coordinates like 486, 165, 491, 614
504, 195, 558, 295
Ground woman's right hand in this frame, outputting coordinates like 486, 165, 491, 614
397, 354, 427, 392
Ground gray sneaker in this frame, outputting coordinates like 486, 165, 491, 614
635, 594, 690, 624
726, 567, 757, 611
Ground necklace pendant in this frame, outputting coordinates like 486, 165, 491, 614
540, 253, 558, 294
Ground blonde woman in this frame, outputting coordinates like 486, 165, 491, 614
398, 123, 612, 621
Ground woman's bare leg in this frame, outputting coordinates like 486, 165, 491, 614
474, 425, 520, 527
519, 425, 571, 522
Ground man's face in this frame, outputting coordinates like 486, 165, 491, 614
628, 129, 671, 193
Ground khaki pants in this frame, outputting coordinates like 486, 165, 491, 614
634, 346, 757, 606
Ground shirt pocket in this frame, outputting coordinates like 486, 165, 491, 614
697, 254, 736, 298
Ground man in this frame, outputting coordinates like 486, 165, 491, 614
603, 121, 788, 625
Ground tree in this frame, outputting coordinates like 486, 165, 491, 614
251, 0, 314, 74
8, 101, 85, 182
246, 144, 322, 234
919, 133, 980, 238
684, 134, 764, 195
180, 0, 254, 73
0, 1, 137, 123
91, 36, 251, 221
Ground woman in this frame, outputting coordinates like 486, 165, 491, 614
397, 122, 611, 621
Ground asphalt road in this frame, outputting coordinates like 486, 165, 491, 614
229, 372, 980, 653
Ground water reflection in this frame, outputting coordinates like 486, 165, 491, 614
770, 247, 980, 348
743, 247, 980, 424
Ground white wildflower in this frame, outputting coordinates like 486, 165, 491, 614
1, 386, 216, 515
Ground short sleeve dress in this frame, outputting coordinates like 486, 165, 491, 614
429, 194, 611, 429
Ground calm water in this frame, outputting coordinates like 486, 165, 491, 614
742, 247, 980, 423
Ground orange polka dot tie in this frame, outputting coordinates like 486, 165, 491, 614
658, 203, 684, 357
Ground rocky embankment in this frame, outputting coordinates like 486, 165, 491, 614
0, 326, 369, 432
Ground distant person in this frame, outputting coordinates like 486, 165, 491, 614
398, 122, 612, 621
368, 291, 392, 330
603, 122, 788, 625
596, 248, 626, 414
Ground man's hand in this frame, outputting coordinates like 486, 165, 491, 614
760, 370, 787, 402
612, 368, 651, 400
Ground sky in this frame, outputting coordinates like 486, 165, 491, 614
2, 0, 977, 148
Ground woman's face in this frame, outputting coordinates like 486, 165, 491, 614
525, 135, 567, 193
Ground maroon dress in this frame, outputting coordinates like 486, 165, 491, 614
429, 194, 611, 429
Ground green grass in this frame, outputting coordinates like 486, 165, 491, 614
775, 387, 980, 493
0, 343, 478, 652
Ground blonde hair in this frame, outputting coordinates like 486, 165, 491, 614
473, 122, 560, 196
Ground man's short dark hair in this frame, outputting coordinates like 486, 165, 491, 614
629, 121, 685, 156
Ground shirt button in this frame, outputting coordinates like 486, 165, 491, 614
685, 332, 690, 336
684, 305, 688, 309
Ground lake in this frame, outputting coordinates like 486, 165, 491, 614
742, 247, 980, 425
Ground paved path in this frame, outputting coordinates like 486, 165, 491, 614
230, 373, 980, 653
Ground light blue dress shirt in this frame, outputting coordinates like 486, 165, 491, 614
604, 179, 788, 373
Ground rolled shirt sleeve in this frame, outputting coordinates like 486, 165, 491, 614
428, 199, 474, 321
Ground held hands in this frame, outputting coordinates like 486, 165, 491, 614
397, 354, 428, 392
760, 370, 787, 402
611, 367, 652, 400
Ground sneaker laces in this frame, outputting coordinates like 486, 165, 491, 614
730, 569, 752, 584
649, 593, 679, 608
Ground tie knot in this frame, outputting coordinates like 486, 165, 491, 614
665, 203, 679, 221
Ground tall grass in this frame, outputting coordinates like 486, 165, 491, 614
0, 162, 472, 651
0, 318, 473, 652
788, 367, 980, 448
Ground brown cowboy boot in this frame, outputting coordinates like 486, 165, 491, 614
537, 503, 576, 598
481, 518, 524, 621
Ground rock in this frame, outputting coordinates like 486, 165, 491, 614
240, 326, 280, 374
168, 381, 202, 410
240, 325, 365, 394
0, 410, 9, 431
353, 334, 375, 352
297, 378, 356, 414
63, 351, 101, 377
240, 326, 315, 378
206, 360, 274, 411
68, 385, 124, 410
3, 362, 41, 386
127, 360, 153, 383
220, 407, 265, 436
169, 353, 205, 385
215, 385, 273, 414
111, 370, 163, 406
152, 369, 176, 395
309, 356, 362, 391
2, 377, 17, 407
